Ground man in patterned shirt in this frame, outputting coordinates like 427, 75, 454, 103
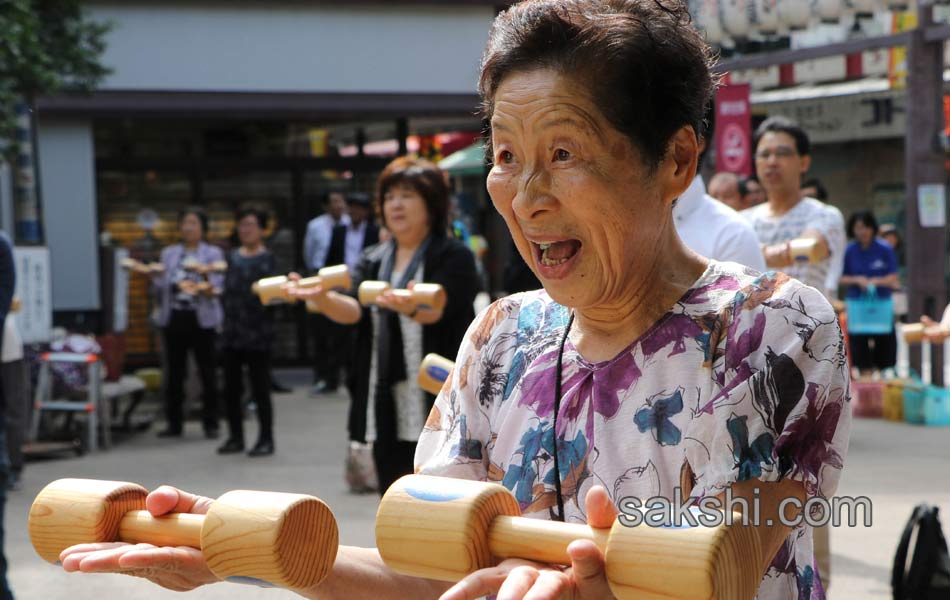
743, 118, 846, 301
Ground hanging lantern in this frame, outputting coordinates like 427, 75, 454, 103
778, 0, 811, 30
847, 0, 880, 18
697, 0, 725, 46
751, 0, 781, 35
720, 0, 752, 39
812, 0, 845, 23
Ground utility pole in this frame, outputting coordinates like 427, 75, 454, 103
904, 4, 949, 385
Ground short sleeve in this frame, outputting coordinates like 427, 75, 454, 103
414, 297, 520, 481
686, 281, 851, 501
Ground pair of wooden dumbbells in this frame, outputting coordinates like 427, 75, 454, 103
901, 321, 950, 344
120, 258, 165, 275
31, 472, 759, 599
252, 265, 446, 314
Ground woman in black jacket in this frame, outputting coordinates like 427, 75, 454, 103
291, 157, 478, 493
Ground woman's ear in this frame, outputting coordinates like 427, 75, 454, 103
660, 125, 699, 207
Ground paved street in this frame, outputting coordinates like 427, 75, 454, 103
5, 368, 950, 599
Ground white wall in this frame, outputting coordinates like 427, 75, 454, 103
37, 119, 101, 311
88, 2, 493, 94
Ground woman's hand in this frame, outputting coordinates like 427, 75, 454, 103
60, 486, 220, 592
921, 315, 950, 342
438, 486, 618, 600
375, 287, 417, 317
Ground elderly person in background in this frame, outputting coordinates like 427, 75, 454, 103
707, 171, 741, 210
153, 207, 224, 439
60, 2, 850, 600
217, 207, 278, 457
739, 175, 766, 209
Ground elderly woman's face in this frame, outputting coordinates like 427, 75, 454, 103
487, 69, 675, 307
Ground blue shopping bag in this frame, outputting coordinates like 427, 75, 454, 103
846, 290, 894, 335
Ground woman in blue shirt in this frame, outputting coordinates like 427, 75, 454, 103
839, 210, 899, 375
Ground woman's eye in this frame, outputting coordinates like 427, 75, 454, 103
554, 148, 571, 161
498, 150, 514, 164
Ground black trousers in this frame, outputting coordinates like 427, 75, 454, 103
163, 310, 218, 433
849, 330, 898, 371
222, 348, 272, 444
373, 438, 417, 497
310, 313, 353, 389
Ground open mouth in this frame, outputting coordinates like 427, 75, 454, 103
536, 240, 582, 266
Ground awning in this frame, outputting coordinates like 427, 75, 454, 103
439, 142, 488, 176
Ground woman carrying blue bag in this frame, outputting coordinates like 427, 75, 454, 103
839, 210, 899, 375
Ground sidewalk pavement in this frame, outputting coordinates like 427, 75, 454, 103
5, 368, 950, 599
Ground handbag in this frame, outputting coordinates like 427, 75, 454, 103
846, 286, 894, 335
892, 504, 950, 599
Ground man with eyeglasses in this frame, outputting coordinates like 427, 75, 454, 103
742, 117, 846, 300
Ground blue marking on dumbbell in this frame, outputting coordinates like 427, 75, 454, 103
427, 365, 449, 383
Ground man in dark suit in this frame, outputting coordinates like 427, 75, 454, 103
314, 193, 379, 395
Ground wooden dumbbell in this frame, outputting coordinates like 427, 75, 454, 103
417, 353, 454, 395
184, 259, 228, 275
30, 478, 338, 590
902, 322, 925, 344
120, 258, 164, 275
787, 237, 826, 263
376, 475, 761, 600
357, 281, 446, 312
252, 265, 351, 306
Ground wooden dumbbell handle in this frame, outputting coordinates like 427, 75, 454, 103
118, 511, 204, 548
488, 516, 610, 566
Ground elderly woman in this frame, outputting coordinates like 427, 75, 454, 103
296, 157, 480, 493
153, 206, 224, 439
60, 2, 849, 600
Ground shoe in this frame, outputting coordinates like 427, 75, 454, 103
248, 440, 274, 457
204, 427, 220, 440
157, 428, 182, 438
7, 471, 21, 492
271, 379, 292, 394
310, 381, 328, 396
217, 439, 245, 454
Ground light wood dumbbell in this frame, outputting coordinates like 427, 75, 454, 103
417, 353, 454, 395
183, 258, 228, 276
902, 321, 950, 343
120, 258, 164, 275
357, 281, 446, 312
376, 475, 762, 600
30, 478, 338, 590
787, 237, 827, 264
252, 265, 351, 307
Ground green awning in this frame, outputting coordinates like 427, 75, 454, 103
439, 142, 488, 176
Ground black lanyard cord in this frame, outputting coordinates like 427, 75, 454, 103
552, 310, 575, 522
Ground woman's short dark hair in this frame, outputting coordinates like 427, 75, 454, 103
178, 206, 209, 235
847, 210, 879, 239
479, 0, 716, 171
235, 206, 269, 230
376, 157, 450, 236
753, 116, 811, 157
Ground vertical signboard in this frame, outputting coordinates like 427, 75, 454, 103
714, 83, 753, 176
13, 246, 52, 343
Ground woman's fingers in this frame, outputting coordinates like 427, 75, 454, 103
145, 486, 213, 516
61, 542, 133, 570
439, 560, 541, 600
584, 485, 617, 529
566, 540, 613, 599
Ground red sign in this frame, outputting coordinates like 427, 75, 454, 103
714, 83, 752, 177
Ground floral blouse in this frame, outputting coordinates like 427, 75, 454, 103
416, 261, 851, 599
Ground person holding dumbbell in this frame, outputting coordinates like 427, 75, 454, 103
152, 207, 224, 439
294, 157, 479, 494
57, 2, 849, 600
